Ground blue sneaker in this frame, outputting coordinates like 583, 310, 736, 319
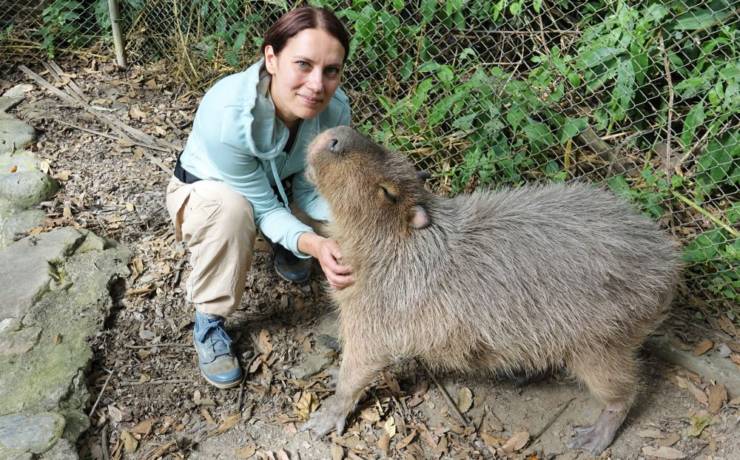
193, 312, 242, 389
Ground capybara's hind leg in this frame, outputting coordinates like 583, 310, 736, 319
302, 344, 385, 437
566, 349, 639, 455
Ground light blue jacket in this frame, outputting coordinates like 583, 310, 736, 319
179, 59, 351, 258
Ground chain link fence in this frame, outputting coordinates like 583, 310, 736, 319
2, 0, 738, 317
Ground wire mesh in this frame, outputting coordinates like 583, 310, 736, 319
2, 0, 738, 313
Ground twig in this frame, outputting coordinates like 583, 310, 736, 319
118, 378, 193, 386
123, 343, 192, 349
530, 397, 575, 446
89, 370, 114, 417
237, 376, 246, 412
421, 362, 470, 426
672, 191, 739, 238
675, 120, 731, 175
101, 423, 110, 460
171, 257, 188, 288
19, 64, 179, 163
658, 32, 674, 173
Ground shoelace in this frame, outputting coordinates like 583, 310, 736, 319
195, 316, 232, 357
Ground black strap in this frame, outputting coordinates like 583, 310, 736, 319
174, 155, 201, 184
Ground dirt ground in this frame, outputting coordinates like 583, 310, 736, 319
2, 56, 738, 460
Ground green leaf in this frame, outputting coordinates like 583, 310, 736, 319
523, 121, 555, 147
681, 102, 706, 150
578, 47, 622, 69
684, 230, 723, 263
675, 77, 710, 99
673, 9, 733, 31
559, 117, 588, 144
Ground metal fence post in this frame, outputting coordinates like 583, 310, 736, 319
108, 0, 126, 68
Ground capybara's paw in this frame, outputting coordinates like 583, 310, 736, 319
301, 400, 347, 437
567, 424, 611, 455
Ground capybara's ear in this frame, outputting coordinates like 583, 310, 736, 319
379, 182, 400, 204
409, 205, 431, 229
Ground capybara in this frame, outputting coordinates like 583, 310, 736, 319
302, 126, 682, 455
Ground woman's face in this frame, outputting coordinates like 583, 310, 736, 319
264, 28, 346, 128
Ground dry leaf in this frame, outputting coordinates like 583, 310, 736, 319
502, 431, 529, 453
125, 202, 135, 212
330, 444, 344, 460
396, 431, 416, 450
294, 392, 319, 421
129, 105, 147, 120
685, 380, 708, 406
383, 416, 397, 438
275, 449, 290, 460
212, 414, 240, 436
236, 444, 257, 459
727, 341, 740, 353
381, 371, 401, 395
120, 430, 138, 453
658, 432, 681, 447
707, 383, 727, 414
457, 387, 473, 413
53, 170, 71, 181
377, 433, 390, 456
131, 419, 154, 435
730, 353, 740, 366
257, 329, 273, 355
9, 165, 17, 173
687, 414, 711, 437
248, 356, 262, 374
641, 446, 685, 459
717, 316, 737, 337
692, 339, 713, 356
481, 432, 506, 448
359, 407, 380, 423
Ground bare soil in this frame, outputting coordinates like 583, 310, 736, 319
2, 56, 738, 460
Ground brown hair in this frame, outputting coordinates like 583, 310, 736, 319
261, 6, 351, 62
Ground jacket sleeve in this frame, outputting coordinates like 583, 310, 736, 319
291, 101, 351, 223
197, 115, 314, 258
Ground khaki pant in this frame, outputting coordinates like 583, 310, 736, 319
165, 177, 324, 318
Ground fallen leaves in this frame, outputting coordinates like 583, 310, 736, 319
692, 339, 713, 356
687, 414, 712, 437
707, 383, 727, 414
501, 431, 530, 453
457, 387, 473, 413
294, 391, 319, 421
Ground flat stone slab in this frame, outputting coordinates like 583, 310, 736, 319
0, 206, 46, 249
0, 170, 58, 209
0, 318, 42, 357
0, 412, 65, 454
0, 227, 84, 321
0, 115, 35, 155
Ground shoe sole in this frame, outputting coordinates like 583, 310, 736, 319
200, 370, 243, 389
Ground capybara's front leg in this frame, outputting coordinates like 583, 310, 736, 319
302, 346, 384, 437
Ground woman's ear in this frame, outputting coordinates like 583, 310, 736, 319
264, 45, 277, 75
409, 205, 430, 229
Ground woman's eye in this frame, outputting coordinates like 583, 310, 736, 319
325, 67, 340, 78
296, 61, 310, 70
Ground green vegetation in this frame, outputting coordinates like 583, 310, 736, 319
31, 0, 740, 312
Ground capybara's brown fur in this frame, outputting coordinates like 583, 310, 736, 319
302, 126, 682, 454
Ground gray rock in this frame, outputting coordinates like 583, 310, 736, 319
0, 206, 46, 249
0, 116, 35, 154
0, 323, 42, 357
40, 438, 78, 460
293, 350, 335, 380
0, 227, 84, 321
0, 170, 58, 208
0, 150, 41, 173
0, 412, 65, 454
2, 86, 33, 100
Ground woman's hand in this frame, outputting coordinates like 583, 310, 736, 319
298, 233, 354, 289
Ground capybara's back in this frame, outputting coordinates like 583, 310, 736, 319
303, 126, 682, 455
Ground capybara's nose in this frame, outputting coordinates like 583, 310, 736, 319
328, 138, 339, 153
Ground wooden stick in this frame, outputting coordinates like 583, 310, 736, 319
108, 0, 127, 68
118, 378, 193, 386
672, 191, 739, 238
421, 362, 470, 426
89, 370, 114, 417
659, 32, 674, 173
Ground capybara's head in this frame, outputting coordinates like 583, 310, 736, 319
307, 126, 430, 234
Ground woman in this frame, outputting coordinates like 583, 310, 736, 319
165, 6, 354, 389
